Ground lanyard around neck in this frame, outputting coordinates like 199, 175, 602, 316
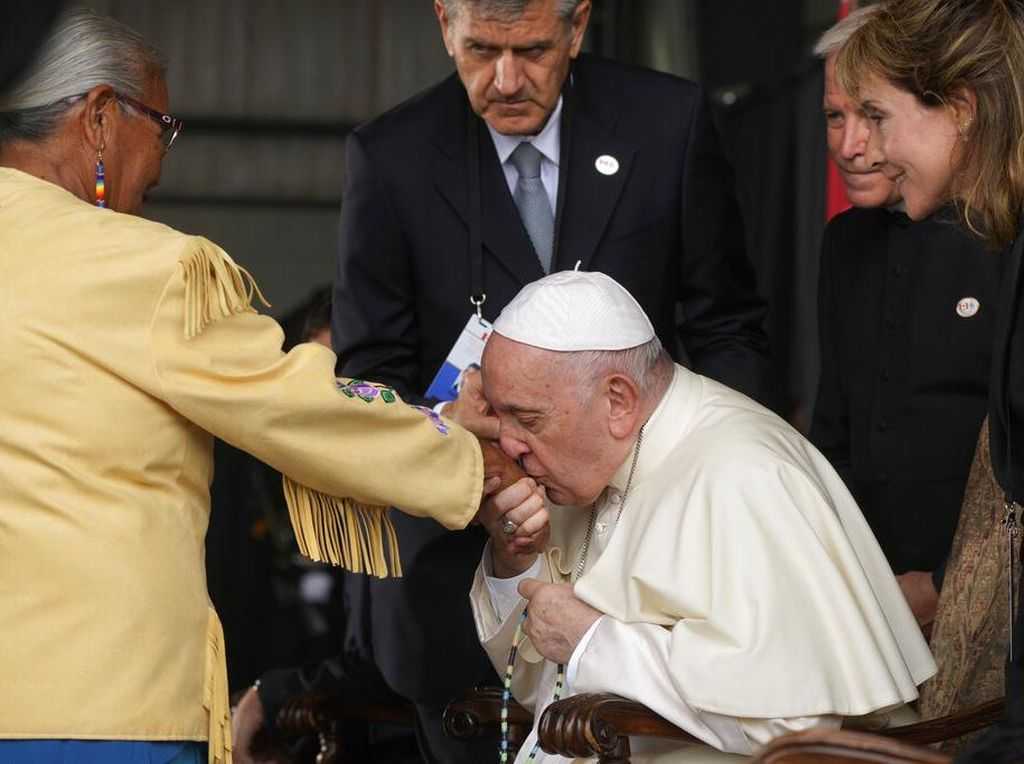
466, 109, 486, 318
464, 76, 574, 318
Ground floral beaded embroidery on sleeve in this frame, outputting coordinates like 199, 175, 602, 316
411, 405, 451, 436
336, 379, 398, 403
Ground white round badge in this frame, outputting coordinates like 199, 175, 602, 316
595, 154, 619, 176
956, 297, 980, 318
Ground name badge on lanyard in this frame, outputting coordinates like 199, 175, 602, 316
425, 313, 493, 402
425, 112, 499, 402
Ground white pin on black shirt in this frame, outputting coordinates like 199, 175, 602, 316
956, 297, 980, 318
595, 154, 619, 176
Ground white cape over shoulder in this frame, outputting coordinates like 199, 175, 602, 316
567, 366, 935, 719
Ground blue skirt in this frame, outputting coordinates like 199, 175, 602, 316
0, 741, 206, 763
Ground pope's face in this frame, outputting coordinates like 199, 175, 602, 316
435, 0, 591, 136
482, 334, 613, 506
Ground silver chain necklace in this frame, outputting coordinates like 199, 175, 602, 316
572, 424, 646, 582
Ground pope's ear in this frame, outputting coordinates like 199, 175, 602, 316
605, 373, 640, 439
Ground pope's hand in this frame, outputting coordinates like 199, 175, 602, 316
443, 367, 500, 440
479, 474, 549, 578
518, 579, 602, 665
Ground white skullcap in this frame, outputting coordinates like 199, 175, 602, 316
493, 270, 656, 351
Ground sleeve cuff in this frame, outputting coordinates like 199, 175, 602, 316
565, 615, 604, 688
482, 540, 543, 622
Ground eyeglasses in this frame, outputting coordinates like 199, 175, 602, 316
62, 91, 185, 153
115, 93, 184, 153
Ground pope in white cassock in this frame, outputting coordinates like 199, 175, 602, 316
465, 271, 936, 762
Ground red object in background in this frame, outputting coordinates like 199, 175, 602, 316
826, 159, 850, 221
825, 0, 853, 221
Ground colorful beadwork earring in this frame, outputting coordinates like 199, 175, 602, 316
95, 147, 106, 208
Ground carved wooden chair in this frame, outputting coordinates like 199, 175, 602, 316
255, 686, 1002, 763
251, 692, 418, 764
443, 686, 535, 752
442, 690, 1005, 763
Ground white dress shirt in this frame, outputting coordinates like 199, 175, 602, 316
431, 101, 564, 418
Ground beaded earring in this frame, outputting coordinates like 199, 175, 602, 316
95, 147, 106, 208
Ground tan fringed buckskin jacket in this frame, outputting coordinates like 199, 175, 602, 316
0, 168, 482, 762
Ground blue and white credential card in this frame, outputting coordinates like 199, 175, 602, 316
425, 314, 493, 402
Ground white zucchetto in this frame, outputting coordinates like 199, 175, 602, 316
493, 270, 656, 351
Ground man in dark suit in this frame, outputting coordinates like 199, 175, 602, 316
333, 0, 768, 406
234, 2, 767, 762
810, 10, 1000, 634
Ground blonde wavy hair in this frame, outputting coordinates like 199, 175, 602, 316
836, 0, 1024, 249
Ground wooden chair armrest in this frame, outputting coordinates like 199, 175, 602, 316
274, 692, 417, 736
259, 693, 417, 764
443, 687, 1004, 763
534, 694, 1006, 759
538, 693, 701, 761
754, 728, 951, 763
870, 697, 1005, 745
443, 686, 533, 749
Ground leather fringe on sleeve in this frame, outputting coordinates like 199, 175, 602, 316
180, 239, 269, 339
283, 477, 403, 578
203, 608, 232, 764
178, 239, 403, 578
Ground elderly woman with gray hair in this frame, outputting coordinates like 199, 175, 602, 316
0, 8, 531, 764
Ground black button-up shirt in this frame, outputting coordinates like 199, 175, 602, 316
811, 206, 1001, 577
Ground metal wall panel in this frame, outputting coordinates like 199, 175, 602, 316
89, 1, 451, 205
90, 0, 451, 121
